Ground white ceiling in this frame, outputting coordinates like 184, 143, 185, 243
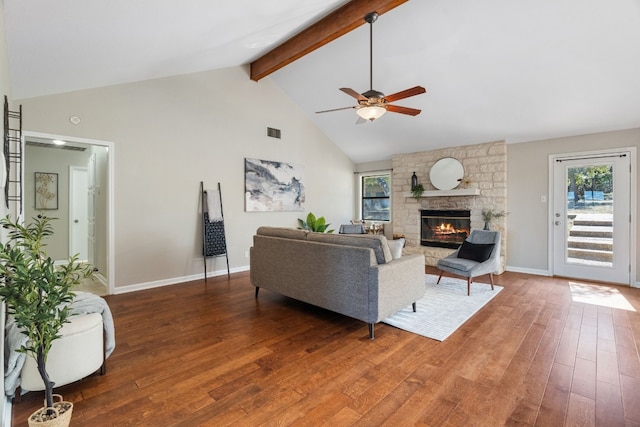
5, 0, 640, 163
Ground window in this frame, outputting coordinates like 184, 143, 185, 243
361, 173, 390, 221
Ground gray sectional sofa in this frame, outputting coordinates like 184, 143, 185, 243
249, 226, 426, 339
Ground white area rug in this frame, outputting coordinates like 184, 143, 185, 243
382, 274, 503, 341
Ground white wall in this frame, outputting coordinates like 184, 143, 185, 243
17, 66, 355, 290
507, 128, 640, 281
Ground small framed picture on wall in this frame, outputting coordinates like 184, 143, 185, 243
34, 172, 58, 210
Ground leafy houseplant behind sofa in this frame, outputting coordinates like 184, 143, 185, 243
250, 227, 426, 339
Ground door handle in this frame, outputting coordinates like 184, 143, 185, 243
554, 221, 561, 226
74, 220, 79, 223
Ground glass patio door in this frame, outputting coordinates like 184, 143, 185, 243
552, 152, 631, 284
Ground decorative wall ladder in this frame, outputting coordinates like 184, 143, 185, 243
3, 95, 22, 214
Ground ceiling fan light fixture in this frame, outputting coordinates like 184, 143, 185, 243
356, 106, 386, 121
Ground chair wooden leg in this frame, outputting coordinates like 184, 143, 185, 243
467, 277, 471, 296
489, 273, 494, 290
437, 272, 443, 284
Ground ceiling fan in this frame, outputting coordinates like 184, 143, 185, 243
316, 11, 426, 122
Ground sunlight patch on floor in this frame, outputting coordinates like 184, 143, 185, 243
569, 282, 636, 311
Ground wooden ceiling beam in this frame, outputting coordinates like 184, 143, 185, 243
250, 0, 408, 81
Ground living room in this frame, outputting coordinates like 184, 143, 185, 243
1, 1, 640, 425
2, 2, 639, 293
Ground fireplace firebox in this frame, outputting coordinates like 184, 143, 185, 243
421, 209, 470, 249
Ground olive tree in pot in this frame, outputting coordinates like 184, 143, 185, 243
0, 214, 93, 426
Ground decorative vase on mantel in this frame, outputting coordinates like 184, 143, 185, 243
411, 172, 418, 190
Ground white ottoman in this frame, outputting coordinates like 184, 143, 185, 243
20, 312, 104, 392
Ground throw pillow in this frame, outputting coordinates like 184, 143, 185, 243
387, 238, 405, 259
457, 240, 495, 263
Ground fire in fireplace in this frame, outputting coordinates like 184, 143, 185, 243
421, 209, 471, 249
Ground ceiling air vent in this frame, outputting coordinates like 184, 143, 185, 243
267, 127, 281, 139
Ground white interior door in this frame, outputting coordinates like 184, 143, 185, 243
70, 166, 89, 261
552, 151, 631, 284
87, 153, 97, 266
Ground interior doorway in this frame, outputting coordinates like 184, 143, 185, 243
551, 149, 635, 285
22, 131, 115, 294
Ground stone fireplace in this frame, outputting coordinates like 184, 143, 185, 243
421, 209, 470, 249
391, 140, 507, 273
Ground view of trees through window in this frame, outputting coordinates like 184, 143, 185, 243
362, 174, 390, 221
567, 165, 613, 214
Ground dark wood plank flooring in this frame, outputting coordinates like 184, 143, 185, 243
11, 268, 640, 426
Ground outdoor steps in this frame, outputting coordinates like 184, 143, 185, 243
573, 216, 613, 227
568, 247, 613, 262
569, 225, 613, 238
567, 214, 613, 262
567, 236, 613, 251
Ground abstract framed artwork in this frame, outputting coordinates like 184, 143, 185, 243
35, 172, 58, 210
245, 158, 305, 212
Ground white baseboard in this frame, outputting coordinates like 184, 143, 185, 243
113, 265, 250, 295
94, 272, 108, 286
504, 265, 551, 276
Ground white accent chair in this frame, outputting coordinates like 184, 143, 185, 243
436, 230, 501, 295
17, 312, 105, 399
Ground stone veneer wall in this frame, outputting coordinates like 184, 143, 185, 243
392, 140, 507, 273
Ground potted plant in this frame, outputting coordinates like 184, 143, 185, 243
411, 183, 424, 201
481, 209, 508, 230
0, 214, 93, 427
297, 212, 334, 233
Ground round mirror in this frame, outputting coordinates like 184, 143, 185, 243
429, 157, 464, 190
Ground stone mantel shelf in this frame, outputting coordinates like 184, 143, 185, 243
403, 188, 481, 198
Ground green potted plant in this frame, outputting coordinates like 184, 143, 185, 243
0, 214, 93, 426
411, 183, 424, 201
297, 212, 334, 233
481, 209, 508, 230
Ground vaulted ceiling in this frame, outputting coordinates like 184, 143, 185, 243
4, 0, 640, 163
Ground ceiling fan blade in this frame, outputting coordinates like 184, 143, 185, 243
340, 87, 367, 101
384, 86, 426, 103
386, 104, 422, 116
315, 105, 357, 114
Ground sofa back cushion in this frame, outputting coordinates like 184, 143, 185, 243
256, 226, 309, 240
307, 232, 392, 264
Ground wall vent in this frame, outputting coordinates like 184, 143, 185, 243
267, 127, 281, 139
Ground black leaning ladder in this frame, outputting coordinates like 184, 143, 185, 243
200, 181, 230, 281
3, 95, 22, 214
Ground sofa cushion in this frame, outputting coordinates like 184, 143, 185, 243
256, 226, 309, 240
457, 240, 495, 263
306, 232, 393, 264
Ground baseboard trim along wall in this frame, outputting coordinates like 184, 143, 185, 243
504, 266, 551, 276
112, 265, 250, 295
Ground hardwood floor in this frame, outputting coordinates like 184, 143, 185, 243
11, 268, 640, 426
